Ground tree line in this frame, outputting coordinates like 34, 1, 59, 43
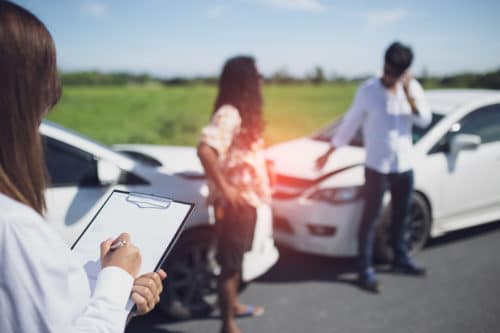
60, 67, 500, 89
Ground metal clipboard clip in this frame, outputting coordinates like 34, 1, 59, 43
126, 192, 172, 209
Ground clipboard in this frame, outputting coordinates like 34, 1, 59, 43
71, 189, 194, 311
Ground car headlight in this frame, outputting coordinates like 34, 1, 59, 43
308, 186, 363, 204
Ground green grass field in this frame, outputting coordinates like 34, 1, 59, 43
47, 83, 358, 146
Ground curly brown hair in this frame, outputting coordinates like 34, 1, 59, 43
213, 56, 264, 147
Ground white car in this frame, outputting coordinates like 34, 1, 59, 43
268, 89, 500, 260
41, 121, 278, 318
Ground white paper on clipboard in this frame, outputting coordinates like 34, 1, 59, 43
71, 190, 194, 311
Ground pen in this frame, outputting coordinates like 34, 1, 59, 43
110, 239, 127, 250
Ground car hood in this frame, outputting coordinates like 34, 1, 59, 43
266, 137, 365, 183
113, 144, 204, 175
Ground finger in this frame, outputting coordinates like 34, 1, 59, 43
134, 275, 158, 289
140, 272, 162, 286
134, 277, 158, 296
316, 158, 324, 170
137, 285, 156, 309
100, 238, 113, 258
403, 72, 412, 85
236, 200, 246, 210
118, 232, 131, 244
122, 244, 141, 262
147, 293, 156, 309
148, 272, 162, 292
238, 194, 247, 205
132, 285, 155, 309
157, 269, 167, 280
131, 292, 149, 315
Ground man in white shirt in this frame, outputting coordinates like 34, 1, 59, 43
316, 42, 432, 293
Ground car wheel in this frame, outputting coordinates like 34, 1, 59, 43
375, 193, 431, 264
159, 228, 220, 320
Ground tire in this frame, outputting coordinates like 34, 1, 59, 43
375, 193, 432, 264
158, 228, 220, 320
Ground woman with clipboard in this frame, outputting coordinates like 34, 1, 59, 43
0, 2, 165, 332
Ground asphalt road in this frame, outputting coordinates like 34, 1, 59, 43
126, 221, 500, 333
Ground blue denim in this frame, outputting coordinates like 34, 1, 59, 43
358, 167, 414, 274
360, 266, 378, 283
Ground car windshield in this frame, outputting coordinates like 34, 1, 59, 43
41, 120, 137, 163
412, 113, 444, 143
312, 112, 444, 145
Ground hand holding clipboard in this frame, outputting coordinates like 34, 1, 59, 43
72, 190, 194, 312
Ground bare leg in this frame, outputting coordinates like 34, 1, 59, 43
219, 270, 243, 333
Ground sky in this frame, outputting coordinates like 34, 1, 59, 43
12, 0, 500, 78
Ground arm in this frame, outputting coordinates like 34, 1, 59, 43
197, 142, 246, 208
72, 267, 134, 333
91, 237, 167, 323
402, 75, 432, 128
316, 146, 336, 170
266, 159, 277, 189
64, 235, 143, 333
1, 220, 139, 333
197, 105, 246, 208
316, 87, 366, 170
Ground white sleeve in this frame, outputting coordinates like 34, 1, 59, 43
331, 87, 366, 148
0, 216, 133, 333
72, 267, 133, 333
409, 79, 432, 128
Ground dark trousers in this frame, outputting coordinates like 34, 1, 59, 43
358, 167, 414, 273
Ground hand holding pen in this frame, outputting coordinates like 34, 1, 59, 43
100, 233, 142, 278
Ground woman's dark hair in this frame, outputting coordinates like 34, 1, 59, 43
213, 56, 264, 146
0, 1, 61, 214
384, 41, 414, 75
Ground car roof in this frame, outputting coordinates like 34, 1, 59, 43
40, 120, 136, 168
426, 89, 500, 114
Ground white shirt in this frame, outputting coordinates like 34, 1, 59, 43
331, 77, 432, 174
0, 193, 133, 333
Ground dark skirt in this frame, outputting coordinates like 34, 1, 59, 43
215, 200, 257, 274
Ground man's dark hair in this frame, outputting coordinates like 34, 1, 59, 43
384, 41, 414, 74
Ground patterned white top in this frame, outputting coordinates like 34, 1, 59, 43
199, 105, 271, 207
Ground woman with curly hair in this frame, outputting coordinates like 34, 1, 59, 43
198, 56, 274, 333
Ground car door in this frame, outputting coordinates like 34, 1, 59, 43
43, 136, 110, 246
433, 105, 500, 230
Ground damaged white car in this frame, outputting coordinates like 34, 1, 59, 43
268, 89, 500, 261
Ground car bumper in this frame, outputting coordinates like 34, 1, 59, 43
272, 197, 364, 257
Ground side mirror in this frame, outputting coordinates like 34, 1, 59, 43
97, 159, 121, 185
450, 134, 481, 156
